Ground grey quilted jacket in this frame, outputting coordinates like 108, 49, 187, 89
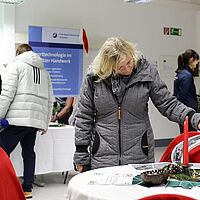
74, 59, 199, 169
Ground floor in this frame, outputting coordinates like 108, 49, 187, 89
28, 147, 167, 200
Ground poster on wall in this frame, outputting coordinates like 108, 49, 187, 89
28, 26, 83, 97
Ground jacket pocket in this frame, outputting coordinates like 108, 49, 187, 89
141, 131, 149, 156
91, 130, 100, 156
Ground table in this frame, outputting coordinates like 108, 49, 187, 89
66, 165, 200, 200
10, 125, 75, 176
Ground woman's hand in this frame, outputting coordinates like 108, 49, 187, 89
198, 122, 200, 130
51, 115, 58, 122
38, 129, 47, 135
75, 164, 84, 173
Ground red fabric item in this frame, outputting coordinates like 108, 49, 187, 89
189, 145, 200, 163
139, 193, 195, 200
82, 28, 89, 53
160, 131, 199, 162
0, 147, 25, 200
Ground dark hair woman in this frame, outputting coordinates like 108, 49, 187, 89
174, 49, 199, 133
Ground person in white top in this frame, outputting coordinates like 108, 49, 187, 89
0, 44, 53, 199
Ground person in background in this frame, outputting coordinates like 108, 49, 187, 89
173, 49, 199, 133
0, 44, 53, 199
51, 97, 74, 125
68, 96, 80, 126
73, 37, 200, 173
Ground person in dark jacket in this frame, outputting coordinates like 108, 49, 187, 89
173, 49, 199, 133
73, 37, 200, 173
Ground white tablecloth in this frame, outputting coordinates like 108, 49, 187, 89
66, 165, 200, 200
10, 125, 75, 176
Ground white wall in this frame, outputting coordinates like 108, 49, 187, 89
0, 5, 15, 65
14, 0, 200, 139
196, 10, 200, 94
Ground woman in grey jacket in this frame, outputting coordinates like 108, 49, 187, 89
74, 37, 200, 173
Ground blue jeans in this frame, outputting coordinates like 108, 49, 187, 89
0, 125, 37, 192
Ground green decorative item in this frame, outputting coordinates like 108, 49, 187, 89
166, 179, 200, 189
52, 102, 61, 115
132, 163, 200, 189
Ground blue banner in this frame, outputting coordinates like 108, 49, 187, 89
29, 26, 83, 97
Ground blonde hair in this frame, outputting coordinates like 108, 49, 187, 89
90, 37, 138, 81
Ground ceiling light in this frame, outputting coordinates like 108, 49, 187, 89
124, 0, 154, 4
0, 0, 25, 5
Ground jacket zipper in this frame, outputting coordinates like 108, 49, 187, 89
118, 103, 122, 165
102, 80, 128, 166
118, 90, 127, 165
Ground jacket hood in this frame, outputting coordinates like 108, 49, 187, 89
9, 51, 44, 69
125, 58, 153, 87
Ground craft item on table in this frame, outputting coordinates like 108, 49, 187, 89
171, 134, 200, 163
171, 117, 200, 174
140, 169, 169, 186
129, 162, 170, 171
139, 164, 183, 186
133, 174, 200, 189
87, 172, 134, 185
132, 163, 200, 189
133, 115, 200, 189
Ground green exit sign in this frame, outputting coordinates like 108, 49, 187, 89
170, 28, 182, 36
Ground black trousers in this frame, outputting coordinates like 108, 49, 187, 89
0, 125, 37, 192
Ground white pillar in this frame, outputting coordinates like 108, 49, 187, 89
0, 4, 15, 66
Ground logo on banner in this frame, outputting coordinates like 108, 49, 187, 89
52, 33, 58, 38
29, 26, 84, 96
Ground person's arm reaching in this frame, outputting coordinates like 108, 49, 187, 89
149, 64, 200, 130
51, 97, 74, 122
